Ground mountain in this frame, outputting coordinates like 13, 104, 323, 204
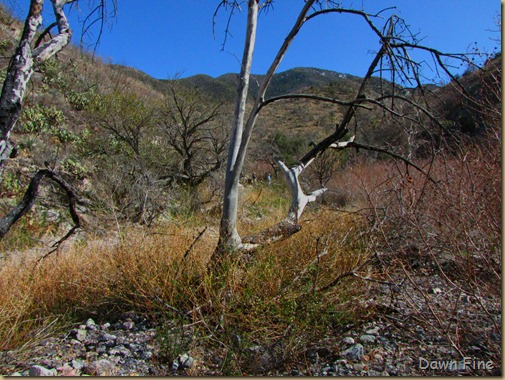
108, 62, 375, 103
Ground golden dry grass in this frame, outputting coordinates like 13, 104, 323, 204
0, 189, 371, 358
2, 142, 498, 371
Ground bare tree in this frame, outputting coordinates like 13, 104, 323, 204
0, 0, 115, 240
158, 86, 229, 210
0, 0, 73, 171
214, 0, 476, 255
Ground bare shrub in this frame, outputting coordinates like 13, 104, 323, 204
346, 132, 501, 368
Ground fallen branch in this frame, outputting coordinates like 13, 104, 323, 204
1, 169, 81, 256
318, 253, 398, 292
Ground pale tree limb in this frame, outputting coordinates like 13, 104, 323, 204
0, 0, 73, 171
218, 0, 259, 253
241, 156, 326, 247
218, 0, 319, 252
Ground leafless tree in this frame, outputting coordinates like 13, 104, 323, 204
158, 86, 229, 210
214, 0, 478, 255
0, 0, 115, 241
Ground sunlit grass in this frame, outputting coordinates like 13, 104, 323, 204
0, 183, 372, 372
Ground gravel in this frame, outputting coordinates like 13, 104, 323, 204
0, 257, 501, 376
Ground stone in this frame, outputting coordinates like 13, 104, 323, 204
85, 359, 115, 376
109, 345, 132, 357
75, 328, 87, 341
85, 318, 97, 330
179, 353, 195, 369
98, 332, 117, 342
140, 350, 153, 360
365, 326, 380, 335
29, 365, 56, 376
374, 353, 384, 362
353, 362, 365, 371
359, 334, 376, 344
57, 363, 79, 376
96, 344, 107, 354
122, 321, 135, 330
341, 336, 355, 345
379, 285, 389, 293
172, 360, 179, 371
72, 359, 86, 370
342, 343, 364, 361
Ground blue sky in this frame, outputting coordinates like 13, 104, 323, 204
5, 1, 502, 81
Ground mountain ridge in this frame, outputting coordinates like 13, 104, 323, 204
109, 63, 377, 102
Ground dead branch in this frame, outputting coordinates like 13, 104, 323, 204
0, 169, 81, 246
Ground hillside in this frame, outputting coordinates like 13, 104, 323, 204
0, 4, 501, 377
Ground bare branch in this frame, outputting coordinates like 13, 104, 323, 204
0, 169, 81, 243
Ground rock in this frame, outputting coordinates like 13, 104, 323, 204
57, 363, 79, 376
359, 334, 376, 344
341, 336, 355, 345
140, 350, 153, 360
85, 318, 97, 330
179, 353, 194, 369
172, 360, 179, 371
29, 365, 56, 376
379, 284, 389, 293
365, 326, 380, 335
98, 332, 117, 342
84, 359, 115, 376
122, 321, 135, 330
342, 343, 364, 361
74, 328, 87, 341
109, 345, 132, 357
72, 359, 86, 370
373, 353, 384, 362
353, 362, 365, 371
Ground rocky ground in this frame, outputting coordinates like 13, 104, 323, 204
0, 258, 501, 376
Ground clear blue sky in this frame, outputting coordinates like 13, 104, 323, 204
5, 1, 502, 81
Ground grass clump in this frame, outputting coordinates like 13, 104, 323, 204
0, 199, 374, 374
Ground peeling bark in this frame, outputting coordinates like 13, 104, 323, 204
0, 0, 72, 172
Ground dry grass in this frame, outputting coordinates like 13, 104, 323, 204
0, 188, 372, 372
0, 136, 499, 372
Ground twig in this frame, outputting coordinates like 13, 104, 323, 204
175, 227, 208, 277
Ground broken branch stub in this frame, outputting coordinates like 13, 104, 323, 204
276, 157, 327, 224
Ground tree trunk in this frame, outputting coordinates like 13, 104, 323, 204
217, 0, 318, 253
0, 0, 72, 173
217, 0, 259, 253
